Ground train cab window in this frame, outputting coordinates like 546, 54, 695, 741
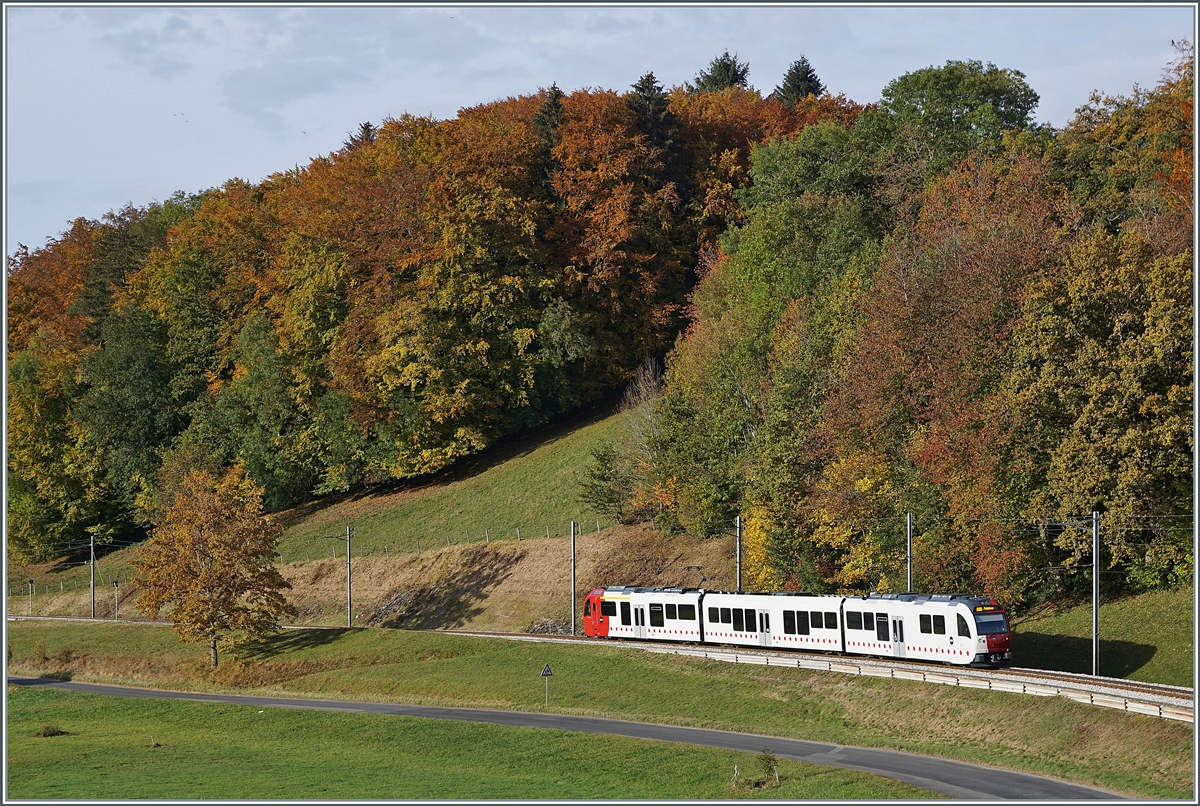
825, 612, 837, 629
666, 603, 677, 620
847, 611, 862, 630
783, 610, 796, 634
601, 601, 617, 617
744, 608, 757, 633
933, 615, 946, 635
957, 614, 971, 637
876, 613, 890, 642
920, 614, 932, 634
709, 607, 720, 623
720, 607, 732, 624
678, 604, 696, 620
796, 611, 810, 635
810, 611, 823, 629
620, 601, 632, 626
583, 600, 591, 616
732, 609, 745, 631
649, 603, 665, 627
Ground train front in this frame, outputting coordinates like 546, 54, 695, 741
969, 598, 1013, 666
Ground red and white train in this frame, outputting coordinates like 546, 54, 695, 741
582, 587, 1013, 667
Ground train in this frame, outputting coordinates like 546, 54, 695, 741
581, 586, 1013, 667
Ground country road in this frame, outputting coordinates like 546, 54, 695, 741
8, 676, 1125, 800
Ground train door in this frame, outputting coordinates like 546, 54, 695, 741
633, 602, 647, 639
758, 610, 771, 647
891, 615, 906, 659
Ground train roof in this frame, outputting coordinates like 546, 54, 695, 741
597, 586, 1002, 608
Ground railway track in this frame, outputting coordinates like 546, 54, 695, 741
447, 629, 1195, 723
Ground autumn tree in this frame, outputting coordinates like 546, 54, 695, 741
134, 466, 294, 667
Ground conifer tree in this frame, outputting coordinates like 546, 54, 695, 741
772, 56, 826, 108
693, 51, 750, 93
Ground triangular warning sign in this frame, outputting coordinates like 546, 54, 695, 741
541, 664, 553, 676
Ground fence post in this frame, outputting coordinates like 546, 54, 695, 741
545, 526, 550, 540
485, 529, 489, 544
517, 527, 521, 541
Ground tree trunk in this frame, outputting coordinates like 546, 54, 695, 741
210, 635, 219, 668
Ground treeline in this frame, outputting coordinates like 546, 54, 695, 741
583, 49, 1193, 607
7, 53, 861, 562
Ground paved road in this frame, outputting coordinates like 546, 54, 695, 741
9, 676, 1124, 800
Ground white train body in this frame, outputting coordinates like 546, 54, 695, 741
583, 587, 1013, 667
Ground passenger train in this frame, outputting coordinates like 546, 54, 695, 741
582, 586, 1013, 667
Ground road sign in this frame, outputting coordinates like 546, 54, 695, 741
541, 664, 553, 677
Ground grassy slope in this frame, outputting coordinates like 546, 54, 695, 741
1012, 587, 1194, 687
6, 687, 936, 801
6, 622, 1192, 799
275, 406, 625, 562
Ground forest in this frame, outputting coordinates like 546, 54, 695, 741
7, 50, 1192, 609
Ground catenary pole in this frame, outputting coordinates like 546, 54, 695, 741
90, 532, 96, 618
735, 515, 742, 592
1092, 510, 1100, 677
570, 521, 577, 635
906, 513, 913, 593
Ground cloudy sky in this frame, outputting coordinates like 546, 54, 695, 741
4, 3, 1194, 258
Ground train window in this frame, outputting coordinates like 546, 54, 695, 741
847, 611, 862, 630
876, 613, 889, 642
974, 613, 1008, 634
583, 600, 591, 616
709, 607, 720, 623
810, 611, 823, 629
678, 604, 696, 620
601, 601, 617, 617
920, 614, 932, 634
825, 612, 837, 629
796, 611, 810, 635
620, 601, 632, 626
762, 613, 770, 632
783, 610, 796, 634
666, 603, 677, 620
744, 608, 757, 633
957, 614, 971, 637
720, 607, 732, 624
649, 603, 665, 627
933, 615, 946, 635
862, 612, 874, 629
732, 609, 745, 631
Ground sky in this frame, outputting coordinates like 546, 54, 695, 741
3, 3, 1195, 258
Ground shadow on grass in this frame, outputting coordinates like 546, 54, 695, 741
1015, 632, 1157, 678
237, 627, 355, 660
369, 544, 524, 630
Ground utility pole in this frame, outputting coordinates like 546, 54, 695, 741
113, 581, 119, 621
906, 513, 913, 593
325, 526, 353, 628
90, 532, 96, 618
566, 522, 576, 638
1092, 510, 1100, 677
570, 521, 577, 635
735, 515, 742, 592
28, 579, 34, 617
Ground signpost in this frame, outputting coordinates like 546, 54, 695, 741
541, 664, 553, 707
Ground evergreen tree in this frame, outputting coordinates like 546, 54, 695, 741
693, 51, 750, 93
533, 84, 567, 190
342, 121, 376, 151
772, 56, 826, 108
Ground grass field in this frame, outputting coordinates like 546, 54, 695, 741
1011, 586, 1194, 687
275, 406, 625, 562
6, 621, 1193, 799
6, 686, 938, 800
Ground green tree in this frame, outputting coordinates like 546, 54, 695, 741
772, 57, 826, 108
693, 51, 750, 94
133, 465, 295, 668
